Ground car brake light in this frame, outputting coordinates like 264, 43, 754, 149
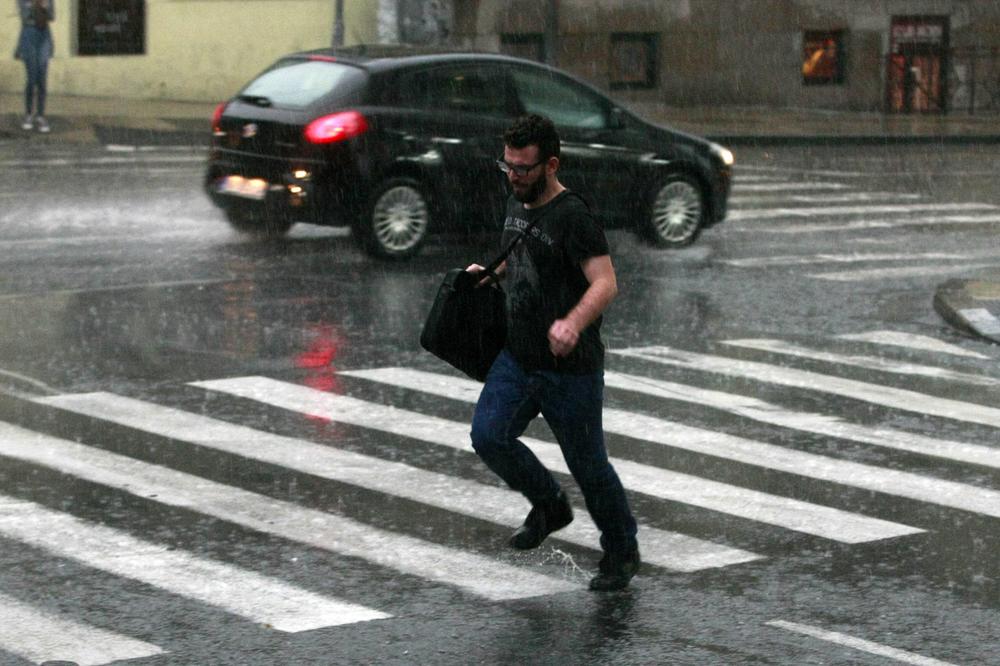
212, 102, 227, 132
309, 55, 337, 62
304, 111, 369, 144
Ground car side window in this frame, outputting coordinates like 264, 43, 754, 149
397, 65, 513, 118
510, 68, 609, 129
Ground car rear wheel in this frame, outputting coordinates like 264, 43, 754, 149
225, 208, 293, 238
641, 174, 705, 247
357, 177, 430, 260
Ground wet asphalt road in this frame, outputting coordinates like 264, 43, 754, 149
0, 140, 999, 664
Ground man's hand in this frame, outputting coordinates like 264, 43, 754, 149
465, 263, 503, 288
548, 318, 580, 357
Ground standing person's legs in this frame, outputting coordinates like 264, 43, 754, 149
539, 370, 639, 588
22, 43, 39, 118
35, 54, 48, 118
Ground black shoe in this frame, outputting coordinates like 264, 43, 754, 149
509, 490, 574, 550
589, 547, 640, 591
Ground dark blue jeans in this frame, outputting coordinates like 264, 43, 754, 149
471, 349, 638, 555
20, 26, 50, 117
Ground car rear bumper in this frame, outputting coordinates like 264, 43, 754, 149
204, 149, 366, 226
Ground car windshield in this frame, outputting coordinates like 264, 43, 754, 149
240, 59, 366, 109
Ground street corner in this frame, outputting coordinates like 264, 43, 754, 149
933, 275, 1000, 345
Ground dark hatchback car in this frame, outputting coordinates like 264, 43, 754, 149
206, 45, 733, 259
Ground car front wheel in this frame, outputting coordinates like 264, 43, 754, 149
357, 178, 430, 259
641, 174, 705, 247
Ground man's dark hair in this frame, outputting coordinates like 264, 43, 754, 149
503, 114, 560, 161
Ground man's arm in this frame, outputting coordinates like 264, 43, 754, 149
548, 254, 617, 357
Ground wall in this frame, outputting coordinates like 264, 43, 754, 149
455, 0, 1000, 111
1, 0, 378, 102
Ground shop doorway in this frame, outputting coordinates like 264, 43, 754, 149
886, 16, 949, 113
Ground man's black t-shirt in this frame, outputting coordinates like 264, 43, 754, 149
500, 190, 610, 374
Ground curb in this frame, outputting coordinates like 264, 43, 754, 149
933, 278, 1000, 345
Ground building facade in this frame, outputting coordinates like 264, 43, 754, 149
4, 0, 999, 112
454, 0, 1000, 113
1, 0, 380, 102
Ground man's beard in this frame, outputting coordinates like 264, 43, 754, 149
512, 175, 546, 204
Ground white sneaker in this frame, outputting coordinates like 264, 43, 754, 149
21, 115, 33, 130
35, 116, 50, 133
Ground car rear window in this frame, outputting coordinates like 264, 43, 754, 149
240, 59, 367, 109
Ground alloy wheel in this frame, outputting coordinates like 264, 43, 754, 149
650, 179, 703, 245
371, 185, 429, 254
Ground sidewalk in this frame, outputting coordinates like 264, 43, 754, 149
0, 92, 214, 145
3, 90, 999, 345
5, 91, 1000, 146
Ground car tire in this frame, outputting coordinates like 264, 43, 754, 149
356, 177, 431, 260
225, 208, 293, 238
641, 173, 705, 248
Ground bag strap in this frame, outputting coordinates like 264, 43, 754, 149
479, 191, 587, 286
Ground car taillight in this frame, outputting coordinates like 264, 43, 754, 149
304, 111, 368, 144
212, 102, 227, 133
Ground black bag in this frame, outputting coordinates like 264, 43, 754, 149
419, 268, 506, 382
420, 202, 555, 381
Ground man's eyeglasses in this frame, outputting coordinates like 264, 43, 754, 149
495, 158, 545, 177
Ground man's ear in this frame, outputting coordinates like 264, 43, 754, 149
546, 156, 559, 175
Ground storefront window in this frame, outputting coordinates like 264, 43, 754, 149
802, 30, 844, 84
78, 0, 146, 56
610, 33, 658, 90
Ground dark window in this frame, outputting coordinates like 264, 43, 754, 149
500, 33, 545, 62
509, 67, 609, 129
610, 33, 658, 90
802, 30, 844, 84
397, 66, 513, 118
77, 0, 145, 56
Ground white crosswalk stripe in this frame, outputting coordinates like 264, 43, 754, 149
0, 497, 388, 632
729, 202, 996, 222
0, 589, 165, 665
786, 192, 924, 203
722, 338, 1000, 387
721, 251, 968, 268
0, 422, 577, 602
835, 330, 992, 359
599, 371, 1000, 470
808, 263, 1000, 282
729, 192, 922, 206
338, 368, 1000, 518
731, 182, 852, 193
730, 213, 1000, 234
35, 391, 760, 572
723, 175, 1000, 286
256, 371, 919, 543
612, 345, 1000, 429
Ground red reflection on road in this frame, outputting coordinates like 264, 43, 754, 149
296, 325, 343, 423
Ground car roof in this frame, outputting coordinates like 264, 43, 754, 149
289, 44, 552, 74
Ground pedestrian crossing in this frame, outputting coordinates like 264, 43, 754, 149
723, 167, 1000, 282
0, 329, 998, 662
